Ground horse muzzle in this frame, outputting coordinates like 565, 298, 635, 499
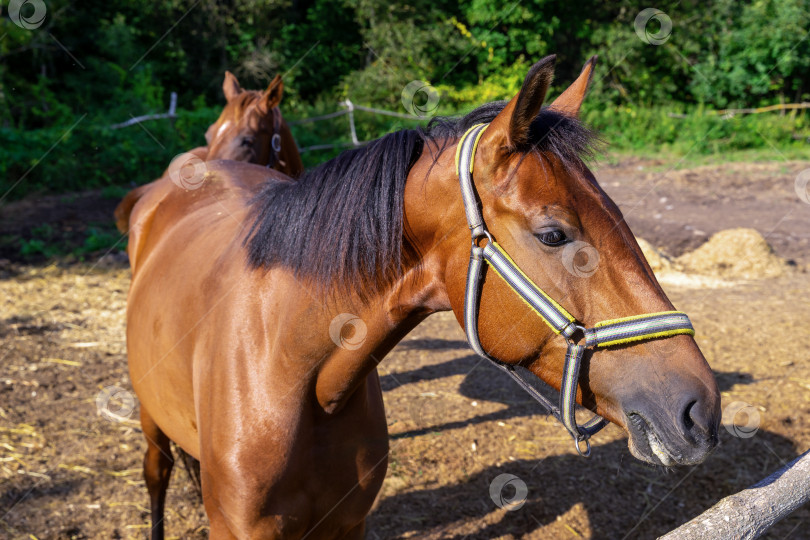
622, 385, 720, 466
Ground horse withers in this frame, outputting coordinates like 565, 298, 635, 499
125, 56, 720, 538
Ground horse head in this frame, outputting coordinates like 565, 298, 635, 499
206, 71, 303, 178
407, 56, 720, 465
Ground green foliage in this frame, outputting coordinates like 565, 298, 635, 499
688, 0, 810, 106
340, 0, 468, 107
279, 1, 365, 102
101, 185, 131, 200
1, 0, 808, 201
0, 107, 217, 197
13, 222, 124, 260
82, 227, 121, 253
19, 225, 60, 258
436, 59, 532, 106
283, 99, 808, 170
583, 106, 809, 155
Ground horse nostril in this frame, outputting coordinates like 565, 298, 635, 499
681, 397, 717, 443
682, 400, 696, 432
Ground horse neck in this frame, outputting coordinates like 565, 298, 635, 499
289, 146, 459, 414
310, 260, 448, 414
307, 159, 460, 412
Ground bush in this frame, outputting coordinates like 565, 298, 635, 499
0, 107, 218, 199
583, 106, 809, 155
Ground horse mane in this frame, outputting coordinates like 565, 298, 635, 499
244, 101, 598, 300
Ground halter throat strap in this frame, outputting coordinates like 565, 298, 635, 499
455, 123, 695, 457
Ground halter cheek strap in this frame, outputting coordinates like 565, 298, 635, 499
267, 106, 286, 169
456, 123, 695, 457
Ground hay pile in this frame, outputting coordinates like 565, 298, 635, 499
635, 237, 673, 273
675, 228, 786, 279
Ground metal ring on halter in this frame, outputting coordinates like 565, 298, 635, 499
271, 133, 282, 153
574, 435, 592, 457
563, 323, 588, 344
471, 229, 494, 248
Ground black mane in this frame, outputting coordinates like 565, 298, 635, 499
244, 102, 598, 299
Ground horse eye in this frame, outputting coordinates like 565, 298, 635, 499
536, 229, 568, 247
241, 137, 255, 147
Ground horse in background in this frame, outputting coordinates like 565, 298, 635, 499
205, 71, 303, 174
114, 71, 303, 236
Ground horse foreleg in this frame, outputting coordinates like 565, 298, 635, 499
141, 408, 174, 540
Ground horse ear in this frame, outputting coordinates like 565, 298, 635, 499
486, 55, 556, 148
261, 75, 284, 112
550, 55, 597, 117
223, 71, 243, 102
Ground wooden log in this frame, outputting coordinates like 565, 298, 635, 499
659, 448, 810, 540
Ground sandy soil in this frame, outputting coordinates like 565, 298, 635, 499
1, 158, 809, 539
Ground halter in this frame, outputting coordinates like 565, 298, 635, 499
266, 106, 285, 170
456, 123, 695, 457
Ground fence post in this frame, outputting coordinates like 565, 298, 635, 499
169, 92, 177, 127
289, 99, 426, 153
343, 99, 359, 146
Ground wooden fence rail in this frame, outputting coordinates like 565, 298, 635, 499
109, 92, 178, 129
660, 448, 810, 539
668, 102, 810, 119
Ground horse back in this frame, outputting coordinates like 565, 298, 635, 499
125, 161, 293, 453
124, 159, 288, 271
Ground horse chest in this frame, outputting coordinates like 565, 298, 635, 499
199, 367, 389, 533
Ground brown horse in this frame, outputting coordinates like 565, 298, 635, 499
125, 56, 720, 539
114, 71, 303, 236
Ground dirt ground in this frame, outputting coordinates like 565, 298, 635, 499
1, 157, 809, 539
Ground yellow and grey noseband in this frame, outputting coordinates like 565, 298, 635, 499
456, 123, 695, 457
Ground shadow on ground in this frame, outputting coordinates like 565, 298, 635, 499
383, 339, 753, 440
370, 427, 801, 539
